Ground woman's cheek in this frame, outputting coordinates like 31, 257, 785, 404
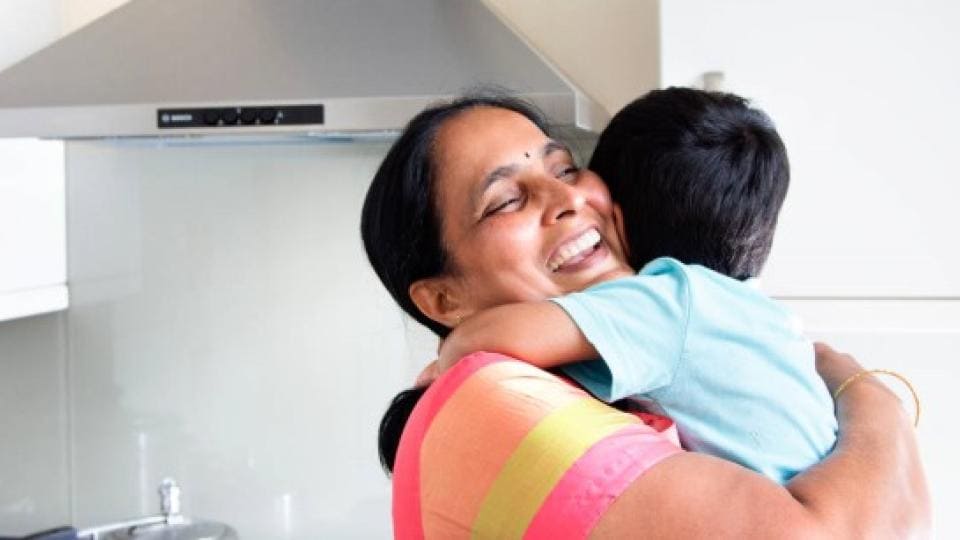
478, 212, 539, 251
583, 182, 614, 211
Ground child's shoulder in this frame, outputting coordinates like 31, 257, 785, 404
642, 257, 756, 293
636, 257, 787, 312
574, 256, 783, 314
665, 261, 804, 334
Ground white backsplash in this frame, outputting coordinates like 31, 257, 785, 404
0, 313, 69, 533
1, 138, 434, 538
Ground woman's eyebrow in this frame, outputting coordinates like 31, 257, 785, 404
542, 140, 573, 159
472, 140, 573, 210
472, 163, 519, 212
482, 164, 520, 192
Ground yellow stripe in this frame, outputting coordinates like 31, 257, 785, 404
471, 397, 638, 539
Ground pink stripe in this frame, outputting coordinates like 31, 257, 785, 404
392, 352, 511, 540
523, 424, 683, 540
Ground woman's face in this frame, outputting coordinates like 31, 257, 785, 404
431, 106, 632, 316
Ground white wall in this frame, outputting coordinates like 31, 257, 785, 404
660, 1, 960, 535
481, 0, 660, 116
661, 0, 960, 297
57, 0, 128, 35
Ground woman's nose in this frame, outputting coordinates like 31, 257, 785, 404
542, 179, 585, 225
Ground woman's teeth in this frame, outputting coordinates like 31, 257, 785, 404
549, 229, 602, 271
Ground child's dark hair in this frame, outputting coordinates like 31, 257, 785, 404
589, 87, 790, 279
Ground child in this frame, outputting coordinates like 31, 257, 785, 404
432, 87, 837, 483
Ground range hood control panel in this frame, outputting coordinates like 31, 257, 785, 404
158, 104, 324, 129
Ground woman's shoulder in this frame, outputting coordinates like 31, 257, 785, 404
393, 351, 683, 539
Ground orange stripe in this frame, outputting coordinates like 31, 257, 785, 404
393, 352, 504, 539
418, 361, 588, 538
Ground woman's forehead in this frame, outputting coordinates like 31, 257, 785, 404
434, 107, 550, 193
437, 107, 546, 161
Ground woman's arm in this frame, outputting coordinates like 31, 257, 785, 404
590, 343, 930, 539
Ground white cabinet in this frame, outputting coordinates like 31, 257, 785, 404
0, 1, 72, 323
0, 138, 67, 321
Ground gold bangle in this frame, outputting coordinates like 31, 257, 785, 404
833, 369, 920, 427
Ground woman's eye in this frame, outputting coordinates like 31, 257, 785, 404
557, 165, 580, 181
484, 197, 520, 217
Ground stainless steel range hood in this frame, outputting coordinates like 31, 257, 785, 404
0, 0, 608, 140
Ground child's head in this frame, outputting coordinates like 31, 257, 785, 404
589, 87, 789, 280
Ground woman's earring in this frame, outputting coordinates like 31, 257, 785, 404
454, 314, 463, 326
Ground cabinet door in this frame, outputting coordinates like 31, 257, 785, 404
0, 1, 69, 322
660, 0, 960, 297
0, 138, 67, 321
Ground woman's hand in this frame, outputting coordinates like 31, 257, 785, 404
794, 342, 931, 537
812, 341, 863, 394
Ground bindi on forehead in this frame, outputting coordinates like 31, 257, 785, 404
432, 106, 563, 209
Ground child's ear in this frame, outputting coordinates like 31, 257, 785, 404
612, 203, 631, 259
408, 277, 469, 329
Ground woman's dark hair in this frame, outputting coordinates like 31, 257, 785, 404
378, 386, 427, 473
589, 87, 790, 280
361, 91, 552, 474
361, 91, 552, 338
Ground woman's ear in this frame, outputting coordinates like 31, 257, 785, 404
409, 277, 468, 329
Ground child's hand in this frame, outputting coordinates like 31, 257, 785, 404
435, 336, 462, 377
415, 359, 440, 386
414, 350, 463, 386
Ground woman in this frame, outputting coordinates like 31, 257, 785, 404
362, 93, 929, 538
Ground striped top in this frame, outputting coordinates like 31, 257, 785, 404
393, 352, 683, 539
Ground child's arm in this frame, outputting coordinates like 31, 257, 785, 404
432, 268, 685, 398
436, 300, 597, 375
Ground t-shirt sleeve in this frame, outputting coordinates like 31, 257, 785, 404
550, 259, 691, 402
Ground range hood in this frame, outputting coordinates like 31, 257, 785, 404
0, 0, 608, 140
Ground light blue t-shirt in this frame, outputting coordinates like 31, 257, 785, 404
552, 257, 838, 483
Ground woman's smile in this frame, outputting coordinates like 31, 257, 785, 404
547, 227, 603, 272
